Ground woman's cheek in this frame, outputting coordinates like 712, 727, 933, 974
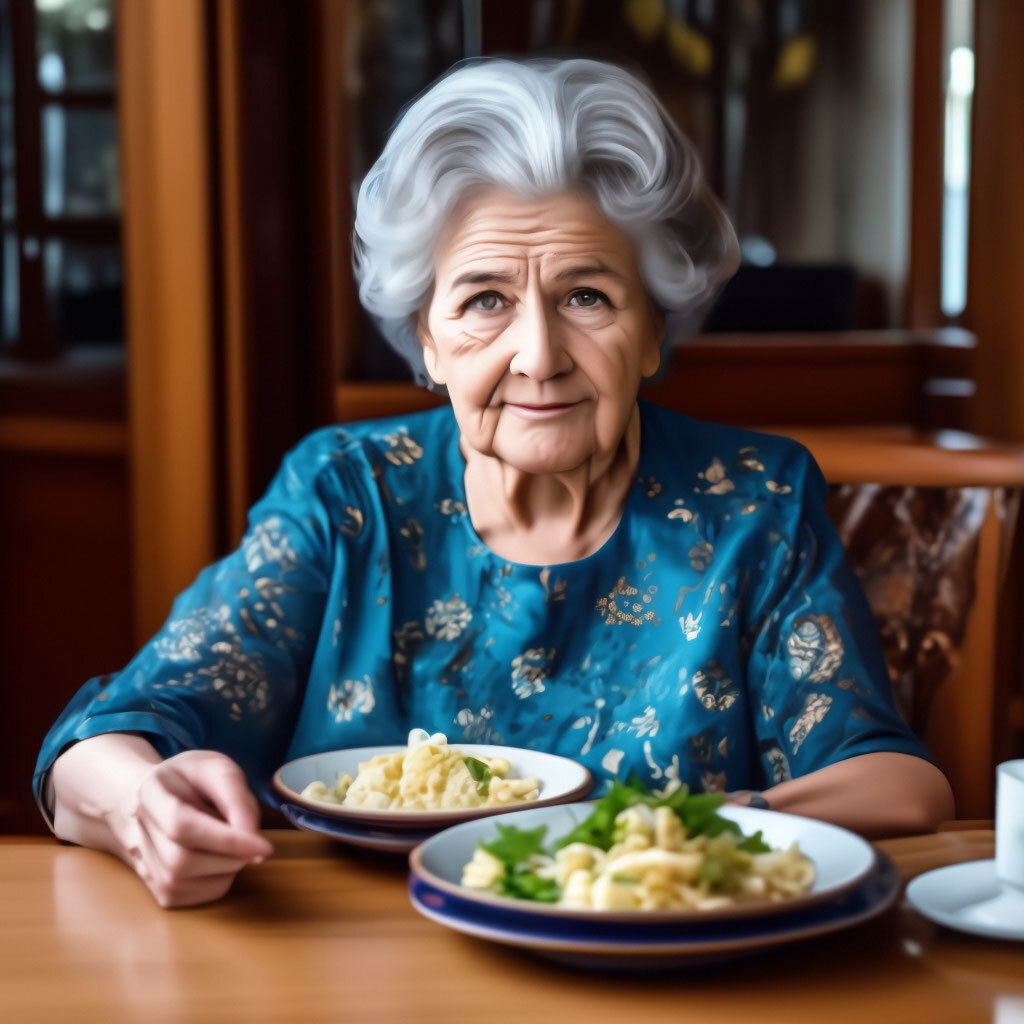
573, 322, 641, 384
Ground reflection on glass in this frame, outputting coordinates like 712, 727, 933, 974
2, 231, 17, 345
941, 0, 973, 318
42, 105, 119, 216
44, 239, 122, 345
35, 0, 115, 93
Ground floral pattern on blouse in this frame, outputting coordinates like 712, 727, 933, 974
35, 401, 932, 810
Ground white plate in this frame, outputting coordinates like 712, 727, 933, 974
906, 860, 1024, 941
273, 744, 592, 830
410, 802, 877, 924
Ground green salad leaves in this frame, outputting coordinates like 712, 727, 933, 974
553, 777, 770, 854
480, 824, 560, 902
474, 777, 771, 904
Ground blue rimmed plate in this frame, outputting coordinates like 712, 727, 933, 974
407, 802, 893, 968
410, 802, 877, 924
409, 854, 900, 969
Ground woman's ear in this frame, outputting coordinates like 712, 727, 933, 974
641, 305, 665, 378
416, 314, 446, 386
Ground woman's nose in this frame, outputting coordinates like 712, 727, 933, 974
507, 297, 573, 379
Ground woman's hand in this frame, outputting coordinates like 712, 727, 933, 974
50, 734, 273, 908
119, 750, 274, 907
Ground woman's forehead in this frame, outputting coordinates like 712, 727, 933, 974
434, 190, 638, 277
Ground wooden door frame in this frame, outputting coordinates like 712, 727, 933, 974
118, 0, 218, 644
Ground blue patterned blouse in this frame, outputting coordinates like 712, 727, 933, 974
35, 401, 931, 814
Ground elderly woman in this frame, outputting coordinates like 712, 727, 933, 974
38, 59, 952, 907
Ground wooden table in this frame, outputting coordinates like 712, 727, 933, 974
2, 826, 1022, 1023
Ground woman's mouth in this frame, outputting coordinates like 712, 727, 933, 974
503, 402, 579, 420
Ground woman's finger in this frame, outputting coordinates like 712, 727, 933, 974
143, 814, 254, 879
172, 754, 264, 835
139, 769, 271, 860
133, 817, 246, 908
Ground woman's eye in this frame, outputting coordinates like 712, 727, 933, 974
568, 289, 607, 308
467, 292, 505, 312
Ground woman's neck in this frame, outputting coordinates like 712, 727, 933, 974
460, 406, 641, 565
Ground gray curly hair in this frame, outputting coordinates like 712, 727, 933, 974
352, 57, 738, 389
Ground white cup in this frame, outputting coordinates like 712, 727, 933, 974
995, 759, 1024, 889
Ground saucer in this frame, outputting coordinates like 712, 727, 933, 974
906, 859, 1024, 941
278, 802, 432, 853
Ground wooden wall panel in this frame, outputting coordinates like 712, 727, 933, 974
0, 452, 133, 834
967, 0, 1024, 441
213, 0, 326, 542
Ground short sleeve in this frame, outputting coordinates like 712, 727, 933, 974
33, 430, 340, 823
745, 446, 935, 787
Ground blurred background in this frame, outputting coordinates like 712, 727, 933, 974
2, 0, 1022, 832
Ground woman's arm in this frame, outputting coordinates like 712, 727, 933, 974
35, 430, 341, 907
730, 752, 955, 837
50, 733, 273, 907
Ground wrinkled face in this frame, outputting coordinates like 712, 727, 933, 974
418, 188, 663, 475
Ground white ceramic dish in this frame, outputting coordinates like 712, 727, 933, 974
273, 744, 593, 830
906, 859, 1024, 941
408, 860, 900, 969
410, 801, 878, 924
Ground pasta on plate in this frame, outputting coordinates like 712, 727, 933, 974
300, 728, 541, 811
461, 780, 815, 911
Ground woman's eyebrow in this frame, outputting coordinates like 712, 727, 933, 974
449, 270, 518, 290
551, 262, 626, 282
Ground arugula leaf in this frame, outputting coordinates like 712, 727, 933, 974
497, 869, 560, 903
652, 782, 694, 817
551, 776, 768, 853
480, 824, 549, 868
553, 778, 646, 851
476, 824, 561, 903
463, 756, 493, 798
737, 830, 772, 854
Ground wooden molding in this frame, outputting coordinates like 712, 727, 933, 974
777, 426, 1024, 488
0, 417, 128, 456
118, 0, 217, 644
335, 330, 977, 432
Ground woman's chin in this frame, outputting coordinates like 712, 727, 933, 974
493, 441, 593, 477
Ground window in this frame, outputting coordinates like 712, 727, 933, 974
0, 0, 121, 362
940, 0, 974, 318
344, 0, 917, 382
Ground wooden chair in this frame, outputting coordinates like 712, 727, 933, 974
774, 426, 1024, 818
